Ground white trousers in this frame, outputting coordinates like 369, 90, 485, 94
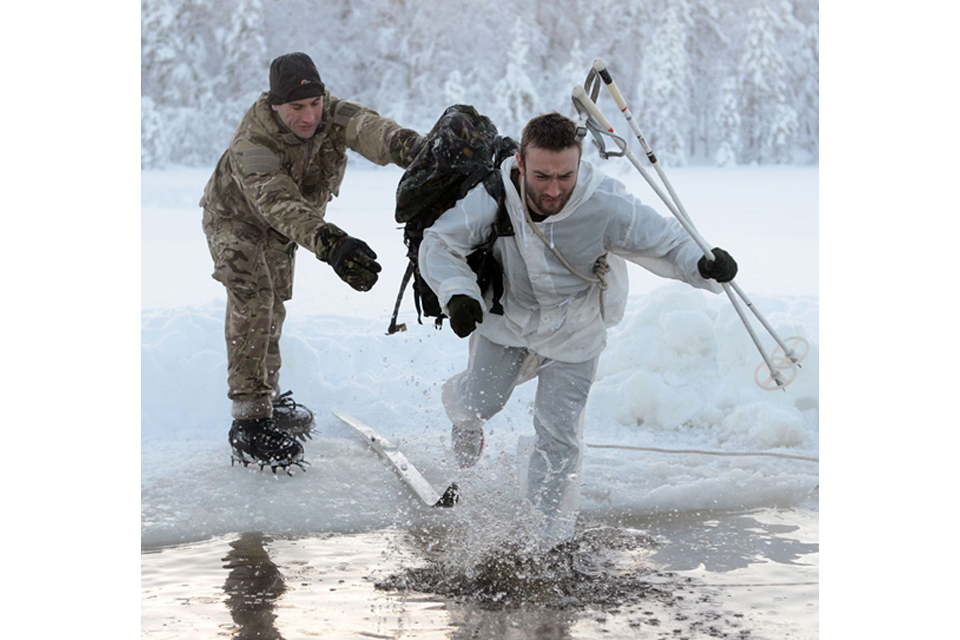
442, 333, 598, 545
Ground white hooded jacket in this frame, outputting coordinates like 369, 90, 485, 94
419, 157, 721, 363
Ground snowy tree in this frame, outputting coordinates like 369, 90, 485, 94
555, 39, 587, 119
714, 76, 741, 167
141, 0, 181, 105
494, 21, 541, 133
175, 0, 215, 98
798, 20, 819, 160
637, 0, 695, 166
739, 0, 796, 164
686, 0, 729, 160
139, 0, 819, 169
769, 101, 799, 163
784, 8, 819, 162
220, 0, 267, 104
443, 70, 466, 106
143, 0, 213, 107
760, 0, 817, 162
141, 97, 167, 169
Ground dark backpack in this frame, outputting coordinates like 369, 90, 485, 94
387, 105, 518, 334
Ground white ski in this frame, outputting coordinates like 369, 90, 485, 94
333, 412, 458, 508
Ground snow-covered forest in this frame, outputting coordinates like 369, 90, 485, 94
140, 0, 818, 169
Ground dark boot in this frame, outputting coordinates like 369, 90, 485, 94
271, 391, 316, 441
229, 417, 306, 474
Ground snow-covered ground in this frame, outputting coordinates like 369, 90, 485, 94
141, 161, 818, 549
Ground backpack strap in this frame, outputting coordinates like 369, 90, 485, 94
482, 171, 514, 237
467, 171, 513, 316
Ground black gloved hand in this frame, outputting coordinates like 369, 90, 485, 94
327, 236, 382, 291
447, 294, 483, 338
697, 247, 738, 283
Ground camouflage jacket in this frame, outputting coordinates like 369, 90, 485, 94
200, 91, 419, 259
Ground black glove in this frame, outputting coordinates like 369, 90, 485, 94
447, 294, 483, 338
697, 247, 738, 283
327, 236, 382, 291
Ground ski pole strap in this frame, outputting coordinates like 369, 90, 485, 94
572, 85, 615, 134
582, 66, 602, 104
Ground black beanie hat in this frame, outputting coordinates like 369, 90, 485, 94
268, 52, 325, 105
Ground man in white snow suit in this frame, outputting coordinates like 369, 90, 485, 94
418, 112, 738, 544
201, 52, 422, 472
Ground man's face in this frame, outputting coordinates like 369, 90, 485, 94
517, 145, 581, 218
272, 96, 324, 139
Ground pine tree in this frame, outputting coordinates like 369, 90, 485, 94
768, 1, 817, 162
556, 39, 586, 120
494, 21, 541, 133
638, 0, 694, 166
799, 20, 819, 161
443, 70, 466, 105
221, 0, 267, 104
714, 76, 741, 166
141, 0, 180, 105
784, 5, 819, 162
686, 0, 729, 161
141, 96, 167, 169
739, 0, 796, 164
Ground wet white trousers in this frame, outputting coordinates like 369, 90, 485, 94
442, 333, 598, 545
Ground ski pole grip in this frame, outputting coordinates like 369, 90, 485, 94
592, 58, 612, 82
592, 58, 629, 111
572, 85, 615, 133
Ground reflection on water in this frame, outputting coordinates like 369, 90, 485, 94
447, 605, 577, 640
376, 508, 817, 639
222, 532, 286, 639
141, 507, 818, 639
602, 508, 820, 573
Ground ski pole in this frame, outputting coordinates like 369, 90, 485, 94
587, 58, 807, 370
571, 86, 712, 254
571, 84, 802, 389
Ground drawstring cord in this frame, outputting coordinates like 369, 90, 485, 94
520, 178, 610, 320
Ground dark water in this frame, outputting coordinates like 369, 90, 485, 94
141, 506, 818, 639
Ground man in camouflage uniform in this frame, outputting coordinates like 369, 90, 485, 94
200, 52, 422, 472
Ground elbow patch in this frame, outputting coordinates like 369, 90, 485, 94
240, 146, 281, 175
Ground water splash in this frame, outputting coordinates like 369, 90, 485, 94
377, 524, 680, 610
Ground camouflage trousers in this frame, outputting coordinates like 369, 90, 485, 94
203, 210, 296, 418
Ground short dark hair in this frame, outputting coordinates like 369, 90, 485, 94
519, 112, 582, 162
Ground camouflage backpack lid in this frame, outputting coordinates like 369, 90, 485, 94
388, 105, 517, 334
396, 104, 515, 227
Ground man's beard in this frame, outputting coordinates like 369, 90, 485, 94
523, 178, 572, 219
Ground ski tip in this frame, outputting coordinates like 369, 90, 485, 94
433, 483, 459, 508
